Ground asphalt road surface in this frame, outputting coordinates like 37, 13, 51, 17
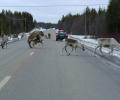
0, 39, 120, 100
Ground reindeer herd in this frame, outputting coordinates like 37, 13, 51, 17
1, 30, 120, 57
65, 37, 120, 56
27, 30, 120, 56
28, 31, 120, 56
62, 37, 120, 56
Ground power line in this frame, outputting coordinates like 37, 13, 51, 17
0, 4, 108, 8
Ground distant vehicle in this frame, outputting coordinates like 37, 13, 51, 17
56, 31, 68, 41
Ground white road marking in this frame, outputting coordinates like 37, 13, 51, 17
0, 76, 11, 91
30, 52, 34, 56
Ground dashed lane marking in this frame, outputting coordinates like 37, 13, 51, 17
30, 52, 34, 56
0, 76, 11, 91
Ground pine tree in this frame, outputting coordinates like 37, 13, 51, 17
107, 0, 120, 33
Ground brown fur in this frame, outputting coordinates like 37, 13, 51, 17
62, 38, 85, 56
27, 31, 44, 48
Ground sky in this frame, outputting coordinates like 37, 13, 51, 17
0, 0, 109, 23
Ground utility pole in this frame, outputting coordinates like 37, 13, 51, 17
85, 12, 87, 37
0, 19, 1, 36
0, 19, 3, 36
9, 20, 11, 36
84, 7, 87, 39
25, 18, 27, 32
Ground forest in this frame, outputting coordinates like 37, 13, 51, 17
57, 0, 120, 42
0, 10, 35, 36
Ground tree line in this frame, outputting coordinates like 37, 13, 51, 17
36, 22, 57, 29
57, 0, 120, 42
58, 8, 106, 38
0, 10, 35, 36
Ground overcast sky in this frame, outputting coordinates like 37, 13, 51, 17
0, 0, 109, 23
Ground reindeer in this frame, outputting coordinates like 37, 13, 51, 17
27, 31, 44, 48
1, 34, 8, 49
94, 38, 120, 55
62, 38, 85, 56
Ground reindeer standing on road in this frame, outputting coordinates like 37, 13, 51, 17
62, 38, 85, 56
1, 34, 8, 49
94, 38, 120, 55
27, 31, 44, 48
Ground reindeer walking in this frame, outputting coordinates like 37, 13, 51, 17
1, 34, 8, 49
62, 38, 85, 56
94, 38, 120, 55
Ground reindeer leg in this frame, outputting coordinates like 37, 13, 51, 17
6, 42, 8, 48
6, 41, 8, 48
82, 44, 85, 51
75, 46, 77, 53
109, 46, 113, 55
99, 46, 103, 55
62, 45, 66, 55
75, 46, 80, 56
94, 46, 99, 55
65, 45, 70, 56
40, 40, 44, 48
5, 42, 7, 48
74, 46, 77, 55
68, 47, 74, 56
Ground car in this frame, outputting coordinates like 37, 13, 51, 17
56, 31, 68, 41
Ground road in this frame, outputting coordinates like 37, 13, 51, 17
0, 39, 120, 100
